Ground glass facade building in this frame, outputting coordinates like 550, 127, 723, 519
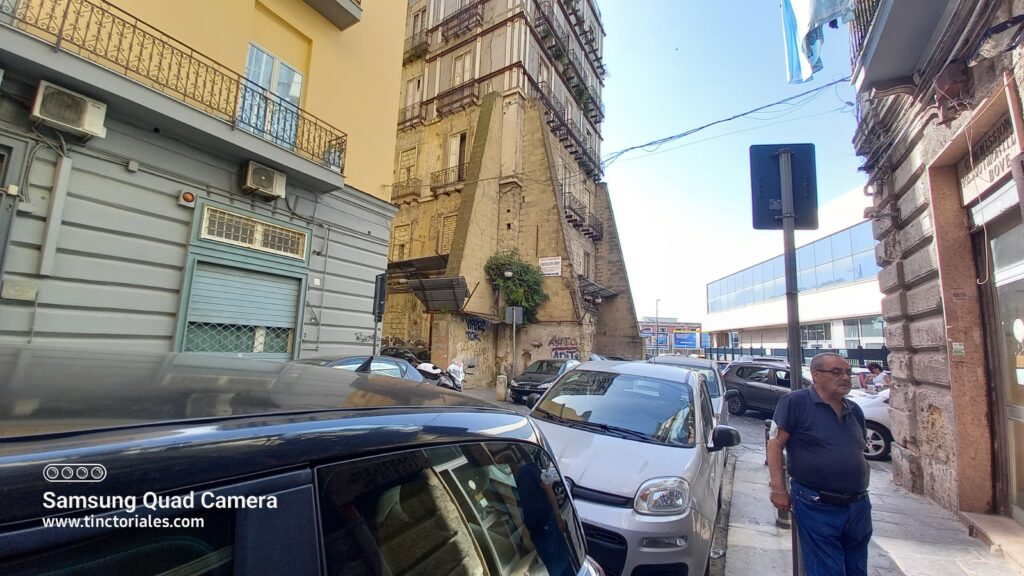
707, 221, 880, 313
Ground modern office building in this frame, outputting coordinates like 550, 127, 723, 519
381, 0, 642, 383
0, 0, 405, 358
703, 221, 885, 354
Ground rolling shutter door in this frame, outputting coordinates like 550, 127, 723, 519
183, 263, 300, 358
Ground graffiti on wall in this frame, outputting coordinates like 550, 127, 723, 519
465, 317, 487, 342
354, 332, 375, 343
548, 336, 580, 360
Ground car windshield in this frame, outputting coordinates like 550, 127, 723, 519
536, 370, 696, 447
524, 360, 565, 375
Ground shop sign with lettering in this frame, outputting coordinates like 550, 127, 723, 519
957, 115, 1016, 205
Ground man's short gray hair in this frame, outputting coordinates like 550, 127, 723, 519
809, 352, 846, 371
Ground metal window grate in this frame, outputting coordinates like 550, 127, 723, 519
184, 322, 293, 354
201, 206, 306, 259
261, 221, 306, 256
205, 208, 257, 245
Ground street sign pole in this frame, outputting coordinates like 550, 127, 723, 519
506, 306, 523, 378
778, 149, 806, 576
779, 149, 802, 385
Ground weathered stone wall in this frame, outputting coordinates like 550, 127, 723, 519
855, 0, 1021, 513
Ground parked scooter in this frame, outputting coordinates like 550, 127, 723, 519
416, 361, 468, 392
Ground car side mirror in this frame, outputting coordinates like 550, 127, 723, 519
526, 393, 541, 409
709, 425, 741, 452
725, 390, 740, 401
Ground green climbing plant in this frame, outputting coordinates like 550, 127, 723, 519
485, 251, 550, 323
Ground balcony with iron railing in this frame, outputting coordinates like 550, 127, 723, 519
430, 163, 469, 192
564, 49, 588, 91
848, 0, 881, 72
436, 82, 480, 117
403, 30, 430, 63
441, 1, 483, 42
584, 211, 603, 240
391, 178, 422, 204
563, 192, 585, 227
536, 1, 569, 59
564, 0, 582, 24
398, 102, 425, 130
585, 85, 604, 123
533, 81, 600, 178
0, 0, 348, 174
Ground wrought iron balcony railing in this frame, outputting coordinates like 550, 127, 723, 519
441, 1, 483, 41
532, 81, 600, 178
536, 1, 568, 59
403, 30, 429, 63
563, 192, 585, 227
849, 0, 881, 69
398, 102, 425, 129
0, 0, 348, 173
584, 212, 603, 240
436, 82, 480, 116
391, 178, 421, 203
430, 163, 469, 191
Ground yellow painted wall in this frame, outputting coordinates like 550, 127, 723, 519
118, 0, 405, 200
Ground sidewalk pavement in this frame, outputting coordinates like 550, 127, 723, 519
723, 415, 1022, 576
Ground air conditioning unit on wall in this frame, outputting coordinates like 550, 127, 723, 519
31, 81, 107, 139
243, 161, 287, 200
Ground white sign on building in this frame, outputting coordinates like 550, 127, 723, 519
538, 256, 562, 276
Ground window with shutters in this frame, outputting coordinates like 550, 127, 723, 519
398, 147, 417, 181
183, 263, 299, 358
439, 213, 458, 254
392, 224, 411, 261
201, 206, 307, 260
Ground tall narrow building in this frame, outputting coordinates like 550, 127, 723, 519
384, 0, 641, 383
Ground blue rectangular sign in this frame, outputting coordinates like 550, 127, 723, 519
673, 332, 697, 348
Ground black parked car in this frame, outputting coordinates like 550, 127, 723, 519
721, 359, 811, 415
0, 346, 603, 576
509, 358, 580, 404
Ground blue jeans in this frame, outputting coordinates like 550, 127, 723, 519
790, 481, 872, 576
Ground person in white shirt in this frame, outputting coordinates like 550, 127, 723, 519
866, 363, 891, 393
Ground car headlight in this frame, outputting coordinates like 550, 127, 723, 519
510, 379, 517, 386
539, 381, 554, 389
634, 477, 690, 516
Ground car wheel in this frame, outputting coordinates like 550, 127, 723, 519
727, 392, 747, 416
864, 422, 891, 461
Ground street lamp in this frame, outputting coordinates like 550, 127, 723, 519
503, 269, 515, 377
654, 299, 661, 358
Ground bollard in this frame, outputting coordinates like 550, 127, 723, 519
496, 375, 508, 402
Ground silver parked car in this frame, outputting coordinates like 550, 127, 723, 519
649, 355, 732, 423
529, 361, 740, 576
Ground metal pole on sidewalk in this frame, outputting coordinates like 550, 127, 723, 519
779, 148, 806, 576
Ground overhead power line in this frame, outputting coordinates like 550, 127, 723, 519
600, 77, 852, 169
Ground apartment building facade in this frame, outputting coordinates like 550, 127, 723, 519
0, 0, 405, 358
850, 0, 1024, 543
383, 0, 641, 383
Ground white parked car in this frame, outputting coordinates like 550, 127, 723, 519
849, 388, 892, 461
529, 361, 740, 576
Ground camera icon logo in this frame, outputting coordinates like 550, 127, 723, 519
44, 464, 106, 483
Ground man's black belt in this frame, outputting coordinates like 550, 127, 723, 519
793, 481, 868, 506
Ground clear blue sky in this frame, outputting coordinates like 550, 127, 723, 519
598, 1, 867, 322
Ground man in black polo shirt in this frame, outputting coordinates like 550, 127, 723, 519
767, 353, 871, 576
